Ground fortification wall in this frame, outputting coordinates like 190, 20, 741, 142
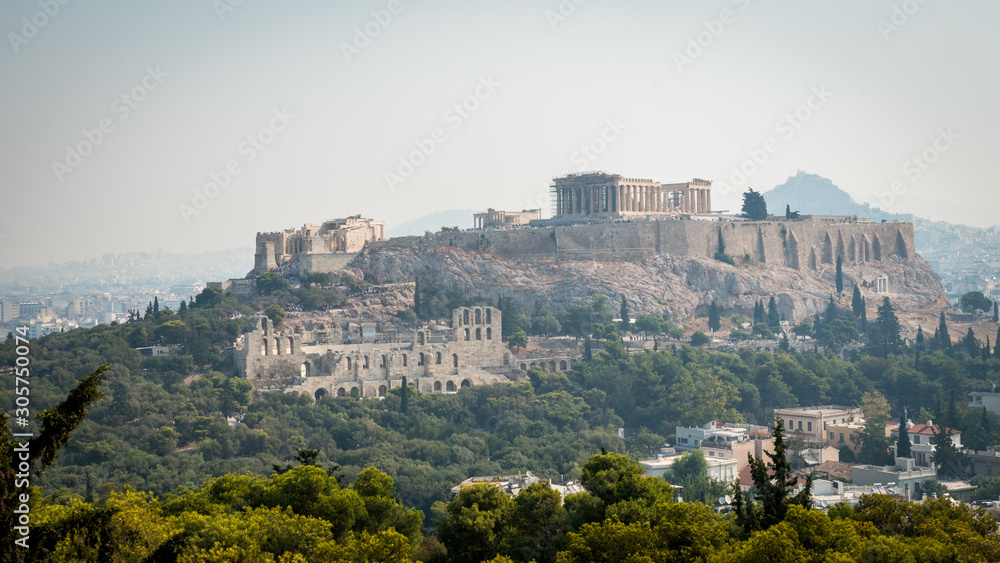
366, 219, 917, 269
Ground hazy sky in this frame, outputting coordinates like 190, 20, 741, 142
2, 0, 997, 267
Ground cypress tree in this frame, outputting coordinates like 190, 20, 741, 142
835, 256, 843, 295
708, 301, 721, 333
400, 376, 409, 415
767, 296, 780, 328
584, 336, 592, 362
915, 325, 925, 350
620, 295, 630, 333
962, 327, 979, 357
984, 337, 992, 361
860, 302, 868, 333
897, 408, 912, 459
852, 285, 864, 317
995, 326, 1000, 357
938, 312, 951, 350
153, 296, 159, 314
178, 300, 187, 312
994, 301, 999, 323
413, 278, 422, 319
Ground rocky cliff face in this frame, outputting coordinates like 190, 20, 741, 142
350, 244, 946, 324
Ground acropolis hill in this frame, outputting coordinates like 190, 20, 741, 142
250, 173, 946, 324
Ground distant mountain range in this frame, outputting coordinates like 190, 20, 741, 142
762, 172, 910, 221
386, 209, 476, 238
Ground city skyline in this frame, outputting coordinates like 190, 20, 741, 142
2, 0, 998, 267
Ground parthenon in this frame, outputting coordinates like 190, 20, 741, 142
551, 173, 712, 219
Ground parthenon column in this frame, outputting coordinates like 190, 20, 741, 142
706, 189, 711, 213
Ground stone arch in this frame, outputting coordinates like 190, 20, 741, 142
436, 351, 442, 364
475, 308, 482, 324
486, 309, 492, 324
447, 380, 457, 392
274, 337, 281, 355
836, 231, 846, 261
520, 363, 527, 371
821, 232, 833, 264
378, 385, 387, 397
402, 353, 408, 366
809, 247, 818, 270
314, 388, 327, 401
464, 328, 470, 341
461, 379, 471, 388
434, 381, 442, 392
503, 353, 510, 365
872, 235, 882, 261
453, 354, 459, 368
486, 327, 492, 340
286, 337, 293, 355
261, 317, 269, 332
261, 339, 268, 356
849, 235, 857, 262
463, 309, 470, 324
363, 355, 370, 369
560, 360, 568, 370
419, 352, 425, 366
301, 362, 311, 377
346, 356, 352, 370
862, 236, 871, 262
380, 354, 387, 368
476, 328, 482, 340
337, 387, 347, 397
549, 360, 556, 371
350, 387, 360, 398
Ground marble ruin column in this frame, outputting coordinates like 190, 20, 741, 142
706, 189, 711, 214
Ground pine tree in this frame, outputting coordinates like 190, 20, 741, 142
734, 416, 812, 533
767, 296, 780, 328
932, 423, 968, 479
708, 301, 721, 333
865, 297, 902, 358
897, 407, 912, 459
835, 256, 843, 295
620, 295, 630, 333
852, 285, 864, 317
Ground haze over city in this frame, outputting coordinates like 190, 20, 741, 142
2, 0, 998, 267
